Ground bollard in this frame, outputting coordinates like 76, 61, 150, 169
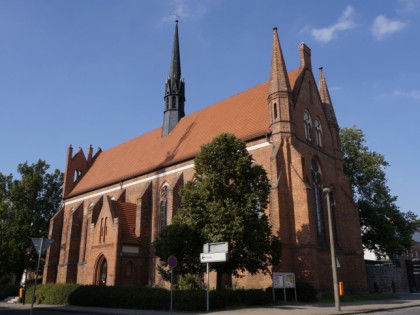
339, 281, 344, 297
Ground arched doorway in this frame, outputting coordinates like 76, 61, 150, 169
95, 255, 107, 285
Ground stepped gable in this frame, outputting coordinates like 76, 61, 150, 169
68, 71, 299, 198
112, 201, 137, 244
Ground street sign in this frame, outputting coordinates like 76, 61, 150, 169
201, 241, 229, 312
203, 242, 228, 254
168, 255, 177, 269
30, 237, 53, 315
31, 238, 53, 256
200, 252, 228, 263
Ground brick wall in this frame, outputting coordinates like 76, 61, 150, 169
365, 262, 410, 293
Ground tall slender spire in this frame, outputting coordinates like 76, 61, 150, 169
162, 20, 185, 137
318, 67, 332, 105
318, 67, 340, 152
269, 27, 291, 96
170, 20, 181, 81
268, 27, 293, 137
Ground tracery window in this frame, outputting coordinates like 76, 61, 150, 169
314, 119, 323, 147
311, 160, 326, 244
304, 110, 312, 142
160, 185, 169, 231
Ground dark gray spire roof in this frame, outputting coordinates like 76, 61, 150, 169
169, 20, 181, 80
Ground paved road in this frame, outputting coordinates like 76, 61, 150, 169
1, 293, 420, 315
370, 306, 420, 314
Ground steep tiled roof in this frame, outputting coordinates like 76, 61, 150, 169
68, 71, 299, 198
113, 201, 138, 244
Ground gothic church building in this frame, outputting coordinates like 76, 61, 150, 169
44, 23, 368, 292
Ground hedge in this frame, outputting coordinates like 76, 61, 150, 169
21, 280, 316, 311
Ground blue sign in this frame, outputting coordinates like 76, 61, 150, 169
168, 255, 177, 269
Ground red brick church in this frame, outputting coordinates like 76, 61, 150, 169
43, 22, 368, 292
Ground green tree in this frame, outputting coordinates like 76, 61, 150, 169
153, 223, 205, 281
0, 160, 63, 283
340, 127, 419, 259
170, 133, 281, 289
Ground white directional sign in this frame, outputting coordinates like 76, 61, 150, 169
200, 252, 228, 263
203, 242, 229, 254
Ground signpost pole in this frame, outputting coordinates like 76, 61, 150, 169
167, 255, 177, 313
272, 282, 275, 304
206, 262, 209, 313
283, 275, 286, 303
30, 237, 43, 315
170, 268, 173, 313
324, 187, 341, 312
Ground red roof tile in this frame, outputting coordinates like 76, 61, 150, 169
68, 71, 299, 197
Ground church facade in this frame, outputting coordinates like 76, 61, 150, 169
43, 23, 368, 292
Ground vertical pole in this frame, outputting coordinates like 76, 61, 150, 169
272, 282, 275, 304
30, 238, 43, 315
283, 276, 286, 303
206, 262, 209, 313
324, 188, 341, 312
170, 268, 173, 313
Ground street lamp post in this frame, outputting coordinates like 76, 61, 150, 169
323, 186, 341, 312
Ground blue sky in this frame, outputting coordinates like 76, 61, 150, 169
0, 0, 419, 216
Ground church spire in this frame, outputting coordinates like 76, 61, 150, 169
170, 20, 181, 81
318, 67, 332, 105
318, 67, 340, 152
162, 20, 185, 137
268, 27, 293, 136
269, 27, 291, 96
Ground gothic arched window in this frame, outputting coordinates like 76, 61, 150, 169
304, 110, 312, 142
99, 258, 107, 285
315, 119, 323, 147
160, 185, 169, 231
311, 160, 326, 244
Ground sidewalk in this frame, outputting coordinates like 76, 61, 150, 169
1, 293, 420, 315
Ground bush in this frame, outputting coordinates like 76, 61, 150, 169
0, 284, 19, 300
68, 286, 170, 310
23, 283, 313, 311
176, 273, 202, 290
25, 283, 80, 305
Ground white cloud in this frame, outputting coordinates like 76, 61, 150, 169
311, 6, 357, 43
371, 15, 406, 40
393, 90, 420, 100
162, 0, 207, 23
398, 0, 419, 12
